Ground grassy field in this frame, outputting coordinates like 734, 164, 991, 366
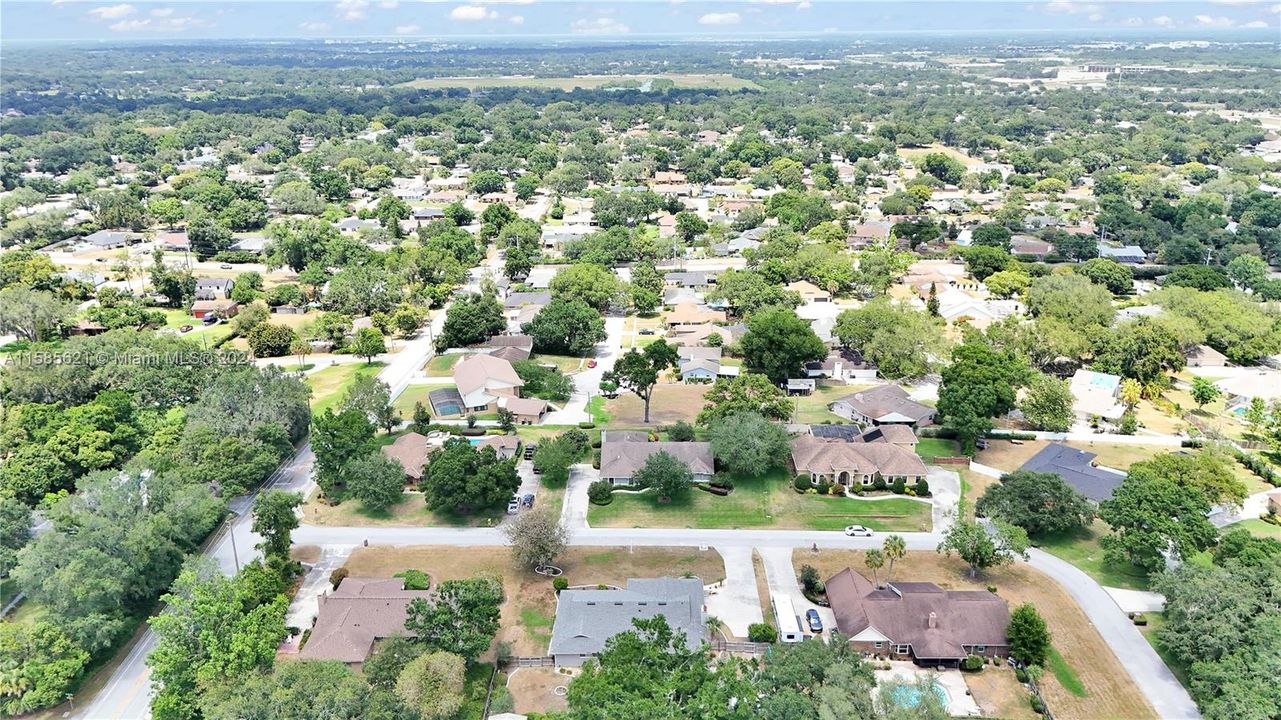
1226, 518, 1281, 538
587, 470, 932, 531
397, 73, 760, 91
341, 545, 725, 657
604, 383, 708, 425
532, 353, 584, 375
803, 550, 1157, 720
792, 382, 869, 424
914, 437, 960, 463
424, 353, 462, 376
306, 361, 386, 414
898, 144, 983, 168
392, 383, 442, 416
1034, 520, 1151, 591
301, 489, 508, 528
964, 667, 1041, 720
1047, 646, 1088, 698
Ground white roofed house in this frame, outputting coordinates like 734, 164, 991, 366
453, 354, 536, 415
1068, 369, 1126, 421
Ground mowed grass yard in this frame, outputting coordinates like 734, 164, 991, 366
340, 545, 725, 657
305, 361, 386, 414
1035, 520, 1151, 591
587, 470, 932, 532
604, 383, 709, 425
791, 382, 871, 424
397, 73, 760, 91
803, 550, 1157, 720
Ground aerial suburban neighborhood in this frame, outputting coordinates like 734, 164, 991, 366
0, 3, 1280, 720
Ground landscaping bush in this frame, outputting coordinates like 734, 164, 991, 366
1118, 411, 1138, 435
1015, 667, 1029, 683
816, 480, 832, 495
748, 623, 778, 643
394, 569, 431, 590
873, 477, 888, 492
1030, 695, 1045, 714
329, 567, 349, 590
709, 475, 735, 491
461, 427, 485, 437
587, 480, 614, 505
799, 564, 824, 595
891, 477, 907, 494
1180, 437, 1205, 449
794, 475, 813, 492
960, 655, 985, 672
914, 478, 930, 496
578, 421, 596, 429
700, 484, 731, 496
987, 585, 998, 593
666, 420, 696, 442
553, 577, 569, 593
1231, 447, 1279, 487
1131, 613, 1147, 626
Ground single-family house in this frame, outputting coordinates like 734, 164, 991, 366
1068, 369, 1125, 421
337, 217, 381, 235
712, 236, 762, 256
789, 435, 927, 488
381, 431, 432, 482
476, 434, 522, 460
1217, 371, 1281, 415
665, 302, 726, 327
1098, 243, 1147, 264
549, 577, 704, 667
84, 229, 131, 249
667, 323, 725, 347
190, 299, 238, 320
229, 236, 269, 254
599, 432, 714, 486
497, 395, 548, 425
785, 378, 816, 396
194, 277, 234, 301
825, 569, 1010, 665
847, 222, 891, 249
804, 350, 878, 383
830, 385, 935, 428
665, 271, 713, 289
454, 354, 525, 413
1018, 443, 1123, 501
1010, 235, 1053, 260
786, 280, 831, 303
158, 231, 190, 251
1186, 344, 1227, 368
300, 577, 432, 665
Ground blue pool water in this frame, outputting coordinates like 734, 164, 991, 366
468, 438, 485, 445
890, 683, 948, 709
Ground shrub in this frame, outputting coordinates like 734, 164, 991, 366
961, 655, 985, 672
329, 567, 349, 590
578, 421, 596, 429
987, 585, 998, 593
709, 475, 735, 491
748, 623, 778, 643
394, 569, 431, 590
1118, 411, 1138, 435
794, 475, 813, 492
666, 420, 696, 441
799, 564, 821, 594
873, 477, 888, 492
587, 480, 614, 505
891, 477, 907, 494
552, 577, 569, 592
1132, 613, 1148, 626
817, 480, 832, 495
1015, 667, 1029, 683
914, 478, 930, 496
1030, 695, 1045, 714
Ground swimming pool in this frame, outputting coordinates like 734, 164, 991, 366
890, 683, 949, 709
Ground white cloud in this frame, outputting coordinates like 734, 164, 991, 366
1241, 19, 1270, 26
480, 0, 535, 4
508, 14, 524, 24
570, 17, 629, 34
1042, 1, 1101, 16
1195, 13, 1235, 26
1209, 0, 1260, 5
1151, 14, 1175, 26
1269, 3, 1281, 13
379, 0, 400, 7
108, 14, 203, 32
394, 23, 420, 33
299, 20, 331, 31
87, 3, 136, 20
335, 0, 368, 21
698, 11, 741, 25
149, 6, 173, 17
1120, 16, 1144, 26
451, 4, 498, 20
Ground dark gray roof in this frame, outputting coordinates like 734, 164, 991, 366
811, 424, 863, 441
504, 291, 551, 309
1018, 443, 1123, 501
548, 577, 704, 657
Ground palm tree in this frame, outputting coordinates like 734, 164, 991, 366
706, 615, 725, 641
864, 548, 885, 587
883, 534, 907, 586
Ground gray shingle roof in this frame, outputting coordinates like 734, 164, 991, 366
1018, 443, 1123, 501
548, 577, 704, 657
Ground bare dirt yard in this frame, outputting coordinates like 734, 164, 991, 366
604, 383, 709, 425
798, 550, 1157, 720
341, 545, 725, 658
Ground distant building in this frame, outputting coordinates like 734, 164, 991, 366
549, 577, 704, 667
84, 230, 131, 249
1098, 243, 1147, 264
1068, 369, 1125, 421
599, 431, 714, 486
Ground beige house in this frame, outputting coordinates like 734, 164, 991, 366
454, 354, 524, 413
300, 577, 432, 665
664, 302, 727, 327
786, 280, 831, 303
381, 432, 432, 482
789, 435, 927, 488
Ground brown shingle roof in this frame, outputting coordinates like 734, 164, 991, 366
790, 435, 927, 477
835, 385, 933, 424
300, 577, 433, 663
826, 568, 1010, 661
381, 432, 431, 481
599, 439, 714, 480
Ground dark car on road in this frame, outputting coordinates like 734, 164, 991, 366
805, 609, 823, 633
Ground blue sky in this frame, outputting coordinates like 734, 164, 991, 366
3, 1, 1278, 41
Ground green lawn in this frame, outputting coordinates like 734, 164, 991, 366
424, 353, 462, 376
393, 384, 448, 416
792, 383, 872, 424
306, 361, 386, 415
1225, 518, 1281, 539
587, 470, 932, 531
532, 353, 584, 375
915, 438, 960, 463
1035, 521, 1151, 591
1047, 646, 1088, 698
587, 395, 611, 425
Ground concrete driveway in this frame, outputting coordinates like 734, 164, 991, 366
757, 546, 835, 641
543, 314, 625, 425
704, 545, 764, 639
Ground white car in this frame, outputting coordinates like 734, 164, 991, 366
844, 525, 874, 537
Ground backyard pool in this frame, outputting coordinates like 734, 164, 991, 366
890, 682, 949, 709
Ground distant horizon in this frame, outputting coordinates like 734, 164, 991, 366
3, 0, 1278, 43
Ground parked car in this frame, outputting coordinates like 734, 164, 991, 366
844, 525, 873, 537
179, 324, 193, 333
219, 263, 233, 269
805, 609, 823, 633
506, 497, 520, 514
587, 359, 597, 368
522, 493, 535, 508
639, 328, 655, 335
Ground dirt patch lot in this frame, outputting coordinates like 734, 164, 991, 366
507, 667, 571, 715
799, 550, 1157, 720
975, 439, 1048, 472
964, 666, 1041, 720
301, 489, 507, 528
341, 546, 724, 658
604, 383, 709, 425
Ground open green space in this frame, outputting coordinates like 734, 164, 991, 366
1226, 518, 1281, 539
792, 383, 871, 424
1035, 520, 1150, 591
397, 73, 761, 91
306, 361, 386, 415
424, 353, 463, 376
587, 469, 932, 531
392, 383, 450, 416
914, 438, 960, 463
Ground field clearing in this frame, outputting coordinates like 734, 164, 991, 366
398, 73, 760, 91
802, 550, 1157, 720
964, 666, 1041, 720
305, 361, 386, 414
792, 382, 871, 424
897, 144, 984, 168
588, 470, 932, 532
301, 489, 506, 528
604, 383, 709, 425
1035, 520, 1150, 591
341, 545, 724, 657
